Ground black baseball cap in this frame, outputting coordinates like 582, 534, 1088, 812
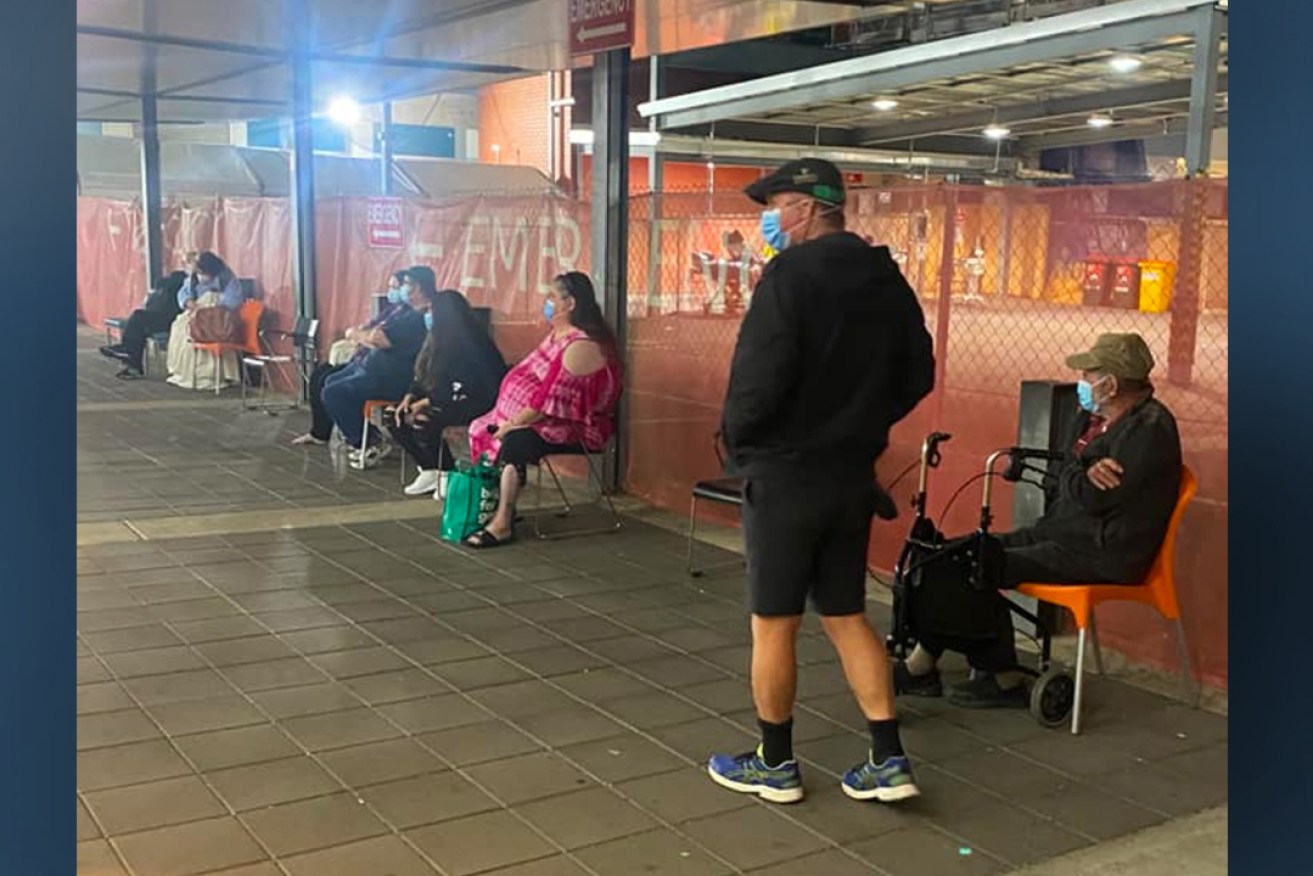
744, 158, 846, 206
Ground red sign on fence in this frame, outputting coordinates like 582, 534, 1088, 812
367, 197, 404, 249
568, 0, 635, 56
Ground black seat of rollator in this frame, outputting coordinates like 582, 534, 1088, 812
692, 478, 744, 505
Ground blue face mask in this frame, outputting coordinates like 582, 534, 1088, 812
423, 311, 434, 331
387, 286, 406, 305
1076, 376, 1110, 413
760, 209, 788, 252
543, 298, 556, 322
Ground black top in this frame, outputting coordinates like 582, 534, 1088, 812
1034, 396, 1183, 582
360, 306, 427, 385
408, 331, 507, 413
722, 231, 935, 480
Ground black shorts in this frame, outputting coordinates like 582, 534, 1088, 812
741, 476, 876, 617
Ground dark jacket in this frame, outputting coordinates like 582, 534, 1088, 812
722, 231, 935, 480
1033, 396, 1183, 582
409, 332, 507, 413
144, 273, 185, 320
360, 306, 427, 388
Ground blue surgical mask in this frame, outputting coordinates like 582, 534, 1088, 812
543, 298, 556, 322
760, 208, 788, 252
387, 286, 405, 305
423, 311, 433, 331
1076, 376, 1110, 413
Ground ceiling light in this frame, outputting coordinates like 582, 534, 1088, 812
871, 98, 899, 112
983, 124, 1011, 140
326, 96, 361, 126
1087, 114, 1114, 128
1109, 55, 1143, 74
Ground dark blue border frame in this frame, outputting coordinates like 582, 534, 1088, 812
1231, 3, 1313, 873
0, 4, 76, 872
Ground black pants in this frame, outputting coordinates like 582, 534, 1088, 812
121, 309, 174, 372
495, 429, 584, 487
387, 398, 487, 471
307, 362, 346, 441
918, 528, 1118, 672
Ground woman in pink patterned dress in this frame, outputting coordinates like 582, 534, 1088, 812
464, 272, 622, 548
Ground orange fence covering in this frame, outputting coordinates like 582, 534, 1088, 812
76, 179, 1228, 687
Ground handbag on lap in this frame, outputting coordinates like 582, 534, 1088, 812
190, 306, 241, 344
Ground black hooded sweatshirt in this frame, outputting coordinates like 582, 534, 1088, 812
722, 230, 935, 481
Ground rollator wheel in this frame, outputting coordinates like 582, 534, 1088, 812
1029, 668, 1075, 728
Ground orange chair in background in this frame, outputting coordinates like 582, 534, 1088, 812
1018, 466, 1198, 735
192, 299, 264, 395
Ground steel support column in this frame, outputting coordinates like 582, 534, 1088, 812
590, 48, 631, 492
1184, 5, 1223, 177
646, 56, 665, 312
138, 0, 163, 290
288, 0, 317, 326
380, 102, 395, 196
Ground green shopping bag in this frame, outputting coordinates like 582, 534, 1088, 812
441, 456, 501, 543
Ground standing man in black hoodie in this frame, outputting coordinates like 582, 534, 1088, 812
707, 159, 935, 805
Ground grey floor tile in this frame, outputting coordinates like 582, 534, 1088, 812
744, 850, 880, 875
551, 668, 655, 701
846, 826, 1006, 876
512, 645, 607, 678
279, 625, 379, 654
77, 657, 113, 685
170, 616, 269, 644
573, 828, 734, 876
82, 624, 184, 655
679, 805, 830, 871
465, 752, 596, 805
1026, 782, 1167, 841
173, 724, 300, 772
560, 735, 687, 783
516, 706, 629, 748
241, 792, 389, 857
650, 718, 754, 763
281, 706, 404, 751
280, 835, 438, 876
78, 740, 194, 793
343, 668, 450, 705
193, 635, 301, 667
147, 696, 268, 737
934, 803, 1092, 867
101, 646, 209, 679
599, 691, 709, 730
319, 738, 448, 789
77, 798, 101, 841
207, 756, 341, 811
77, 839, 128, 876
406, 810, 557, 876
480, 856, 593, 876
310, 646, 413, 679
249, 683, 364, 720
83, 775, 227, 836
113, 816, 268, 876
220, 658, 328, 693
376, 693, 489, 734
616, 768, 754, 825
359, 771, 501, 829
418, 720, 544, 767
518, 787, 660, 850
434, 656, 535, 691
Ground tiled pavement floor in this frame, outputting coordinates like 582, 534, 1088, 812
77, 329, 1227, 875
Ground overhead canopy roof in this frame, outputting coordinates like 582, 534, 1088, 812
76, 135, 560, 198
76, 0, 877, 124
639, 0, 1228, 156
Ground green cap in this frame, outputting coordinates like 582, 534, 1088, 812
1065, 333, 1155, 380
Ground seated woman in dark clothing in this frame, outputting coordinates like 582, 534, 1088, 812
291, 270, 409, 447
896, 333, 1183, 709
320, 267, 434, 470
391, 290, 507, 498
100, 270, 187, 379
463, 272, 623, 548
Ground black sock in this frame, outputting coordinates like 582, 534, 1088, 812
759, 717, 794, 767
868, 719, 905, 764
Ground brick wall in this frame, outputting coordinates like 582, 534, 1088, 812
478, 74, 552, 173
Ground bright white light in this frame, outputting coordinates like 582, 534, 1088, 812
1087, 114, 1114, 128
326, 96, 361, 126
983, 124, 1011, 140
871, 98, 899, 112
1109, 55, 1143, 73
567, 129, 661, 147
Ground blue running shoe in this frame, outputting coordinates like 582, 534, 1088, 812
841, 753, 920, 802
707, 745, 804, 804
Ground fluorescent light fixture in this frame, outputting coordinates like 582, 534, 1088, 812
982, 124, 1011, 140
1108, 55, 1143, 73
871, 98, 899, 112
1087, 114, 1114, 128
326, 96, 361, 126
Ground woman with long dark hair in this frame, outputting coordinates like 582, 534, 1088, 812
390, 290, 506, 497
464, 271, 623, 547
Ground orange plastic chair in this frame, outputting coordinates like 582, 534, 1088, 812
192, 299, 264, 395
1017, 466, 1198, 735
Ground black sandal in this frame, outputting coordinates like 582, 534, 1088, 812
115, 367, 144, 381
465, 528, 514, 549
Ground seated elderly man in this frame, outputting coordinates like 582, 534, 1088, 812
897, 332, 1182, 708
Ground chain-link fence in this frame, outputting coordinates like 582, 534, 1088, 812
624, 179, 1228, 685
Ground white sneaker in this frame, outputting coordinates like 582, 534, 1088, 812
348, 441, 392, 471
405, 469, 441, 496
434, 471, 450, 501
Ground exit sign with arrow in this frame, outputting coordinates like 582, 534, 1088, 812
568, 0, 635, 56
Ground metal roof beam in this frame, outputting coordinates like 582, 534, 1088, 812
1017, 109, 1227, 150
639, 0, 1217, 129
855, 73, 1227, 144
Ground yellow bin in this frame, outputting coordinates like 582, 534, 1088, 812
1138, 260, 1176, 313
